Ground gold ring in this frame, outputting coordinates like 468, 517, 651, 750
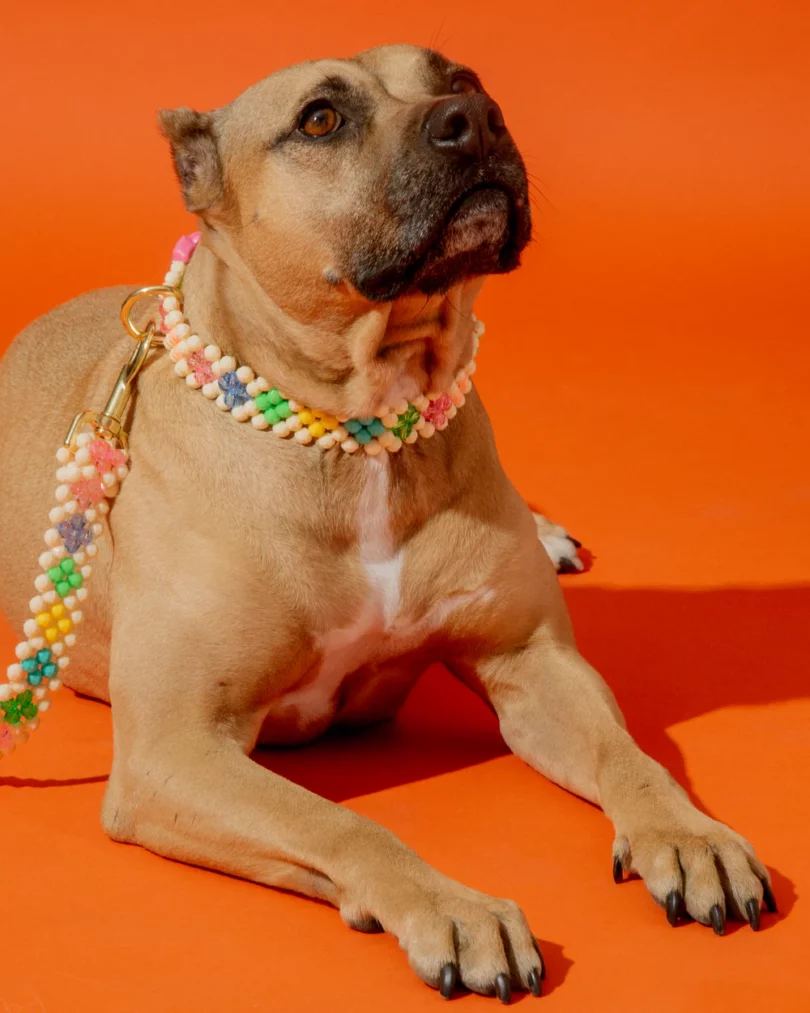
120, 285, 183, 344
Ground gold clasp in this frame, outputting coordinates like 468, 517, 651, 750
64, 285, 182, 450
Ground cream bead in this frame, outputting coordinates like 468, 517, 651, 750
364, 439, 383, 456
49, 679, 62, 692
43, 591, 57, 605
375, 404, 391, 418
202, 382, 220, 400
164, 309, 183, 329
332, 426, 348, 443
29, 596, 44, 614
341, 438, 359, 453
286, 415, 303, 432
316, 433, 336, 450
80, 464, 96, 480
386, 435, 403, 453
174, 359, 192, 378
15, 642, 32, 661
58, 658, 71, 671
51, 642, 64, 657
56, 446, 72, 464
98, 501, 110, 515
204, 344, 221, 362
287, 399, 303, 413
404, 431, 419, 444
236, 365, 254, 384
26, 718, 40, 733
76, 433, 93, 448
231, 404, 250, 422
419, 422, 436, 439
381, 413, 399, 429
64, 634, 77, 648
44, 529, 61, 548
186, 373, 203, 389
172, 323, 191, 342
64, 595, 77, 610
55, 485, 71, 503
213, 355, 236, 377
251, 414, 270, 430
74, 447, 92, 465
34, 574, 50, 593
244, 400, 259, 417
294, 428, 314, 445
23, 619, 38, 638
77, 586, 89, 600
37, 699, 51, 713
272, 421, 292, 437
33, 687, 49, 701
101, 472, 117, 489
63, 501, 77, 516
446, 404, 458, 420
91, 523, 103, 537
247, 377, 270, 396
48, 506, 66, 525
0, 683, 14, 702
392, 399, 409, 415
71, 611, 84, 626
39, 551, 54, 570
162, 295, 179, 313
185, 335, 203, 354
412, 395, 430, 411
81, 566, 92, 579
56, 463, 80, 483
84, 546, 97, 560
116, 465, 129, 481
51, 546, 66, 561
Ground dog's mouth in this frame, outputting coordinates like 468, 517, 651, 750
349, 178, 531, 302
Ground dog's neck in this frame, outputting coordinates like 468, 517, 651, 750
181, 232, 482, 420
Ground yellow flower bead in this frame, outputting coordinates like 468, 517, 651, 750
57, 619, 73, 635
308, 422, 326, 439
298, 409, 315, 426
321, 415, 339, 431
36, 612, 51, 629
45, 628, 59, 644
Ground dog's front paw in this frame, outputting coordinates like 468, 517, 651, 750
530, 510, 593, 575
341, 871, 544, 1000
613, 804, 777, 933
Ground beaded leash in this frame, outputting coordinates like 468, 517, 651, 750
0, 233, 480, 756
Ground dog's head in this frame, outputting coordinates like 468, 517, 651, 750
160, 45, 531, 309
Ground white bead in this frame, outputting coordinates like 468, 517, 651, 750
341, 438, 359, 454
215, 394, 230, 411
55, 485, 71, 503
446, 404, 458, 420
392, 399, 409, 415
39, 551, 54, 570
332, 426, 348, 443
116, 465, 128, 481
23, 619, 38, 638
364, 439, 383, 456
9, 681, 26, 696
101, 472, 117, 489
0, 683, 14, 702
70, 611, 83, 625
49, 679, 62, 692
44, 529, 61, 547
375, 404, 391, 418
51, 642, 64, 656
186, 334, 203, 352
56, 447, 72, 464
43, 591, 57, 605
247, 377, 269, 396
84, 546, 97, 561
11, 727, 29, 745
231, 404, 249, 422
244, 400, 259, 417
98, 501, 109, 515
29, 596, 44, 614
162, 295, 179, 312
64, 595, 77, 609
58, 657, 70, 670
186, 373, 202, 389
412, 395, 430, 411
37, 699, 51, 712
33, 686, 49, 701
63, 501, 77, 516
74, 447, 92, 466
287, 400, 303, 413
48, 507, 66, 525
459, 377, 473, 394
272, 421, 291, 437
26, 718, 40, 733
173, 323, 191, 342
81, 566, 92, 579
286, 415, 303, 432
420, 422, 436, 439
77, 587, 89, 600
426, 390, 441, 402
236, 365, 254, 383
76, 432, 93, 448
64, 634, 77, 648
213, 355, 236, 377
175, 359, 192, 378
467, 360, 477, 375
91, 523, 103, 537
164, 309, 183, 328
51, 546, 65, 561
294, 428, 313, 445
381, 413, 399, 429
404, 431, 419, 444
85, 508, 97, 522
316, 433, 336, 449
204, 344, 221, 362
251, 414, 270, 430
202, 382, 219, 400
81, 464, 97, 480
34, 574, 50, 594
15, 642, 32, 661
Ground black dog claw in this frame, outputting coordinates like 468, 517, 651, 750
612, 857, 624, 884
761, 879, 778, 914
665, 890, 682, 927
495, 973, 512, 1005
710, 904, 725, 936
746, 898, 761, 931
527, 968, 542, 997
439, 963, 457, 1000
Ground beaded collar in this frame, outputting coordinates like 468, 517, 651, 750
160, 232, 481, 454
0, 233, 482, 756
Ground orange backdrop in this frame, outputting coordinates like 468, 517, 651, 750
1, 2, 808, 1011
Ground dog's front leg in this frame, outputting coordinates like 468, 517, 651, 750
464, 622, 776, 933
101, 580, 543, 1000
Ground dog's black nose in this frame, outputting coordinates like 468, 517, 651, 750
424, 94, 507, 160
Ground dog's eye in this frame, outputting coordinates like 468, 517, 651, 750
299, 104, 343, 138
450, 74, 480, 95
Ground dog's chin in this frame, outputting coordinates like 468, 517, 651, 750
351, 186, 529, 302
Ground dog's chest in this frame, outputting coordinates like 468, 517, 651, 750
262, 457, 484, 740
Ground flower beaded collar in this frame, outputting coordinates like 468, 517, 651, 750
161, 233, 480, 454
0, 233, 483, 756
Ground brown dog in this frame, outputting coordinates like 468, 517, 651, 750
0, 44, 773, 1002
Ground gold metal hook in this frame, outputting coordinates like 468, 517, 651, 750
120, 284, 183, 344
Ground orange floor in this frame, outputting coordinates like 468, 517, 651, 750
2, 3, 808, 1011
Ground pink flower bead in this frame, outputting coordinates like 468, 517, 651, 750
171, 232, 201, 264
88, 440, 127, 472
187, 350, 215, 385
423, 393, 453, 428
70, 476, 105, 510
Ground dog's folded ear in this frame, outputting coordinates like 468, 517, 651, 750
158, 107, 223, 214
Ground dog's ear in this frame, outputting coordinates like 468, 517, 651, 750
158, 107, 223, 214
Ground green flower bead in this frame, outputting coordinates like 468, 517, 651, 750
264, 407, 280, 425
49, 556, 82, 598
276, 401, 292, 420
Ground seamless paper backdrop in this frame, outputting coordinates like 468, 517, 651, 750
1, 3, 808, 1012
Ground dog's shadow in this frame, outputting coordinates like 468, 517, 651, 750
260, 585, 807, 925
